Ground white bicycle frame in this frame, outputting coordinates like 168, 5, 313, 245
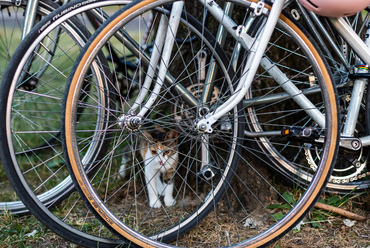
130, 0, 370, 159
133, 0, 327, 134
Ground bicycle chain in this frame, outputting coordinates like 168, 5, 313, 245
329, 171, 370, 184
305, 147, 370, 184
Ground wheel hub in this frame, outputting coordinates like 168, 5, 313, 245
117, 114, 142, 131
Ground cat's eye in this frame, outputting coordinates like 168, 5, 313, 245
151, 149, 157, 155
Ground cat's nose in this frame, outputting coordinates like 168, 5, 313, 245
159, 160, 163, 165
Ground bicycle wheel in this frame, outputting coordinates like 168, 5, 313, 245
63, 1, 245, 246
63, 0, 339, 247
266, 3, 370, 193
0, 0, 136, 247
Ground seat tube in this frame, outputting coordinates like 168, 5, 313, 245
342, 17, 370, 137
22, 0, 39, 40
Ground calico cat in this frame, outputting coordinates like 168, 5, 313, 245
118, 128, 178, 208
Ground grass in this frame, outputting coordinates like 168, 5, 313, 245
0, 209, 76, 247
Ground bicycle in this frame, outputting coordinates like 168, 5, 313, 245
0, 0, 151, 246
0, 0, 365, 221
5, 0, 370, 245
60, 0, 339, 246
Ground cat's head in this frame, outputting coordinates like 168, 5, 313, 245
143, 128, 178, 166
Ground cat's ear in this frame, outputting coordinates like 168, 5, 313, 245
142, 131, 155, 142
165, 130, 178, 140
154, 125, 165, 132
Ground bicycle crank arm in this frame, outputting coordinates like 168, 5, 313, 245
315, 136, 362, 151
316, 136, 361, 151
304, 136, 361, 151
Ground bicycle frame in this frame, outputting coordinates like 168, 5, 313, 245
22, 0, 39, 39
21, 0, 70, 39
132, 0, 328, 136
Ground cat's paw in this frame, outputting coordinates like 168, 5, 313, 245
164, 198, 176, 207
150, 200, 162, 209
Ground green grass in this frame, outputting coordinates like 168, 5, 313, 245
0, 209, 77, 247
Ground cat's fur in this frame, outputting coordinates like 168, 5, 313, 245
118, 129, 178, 208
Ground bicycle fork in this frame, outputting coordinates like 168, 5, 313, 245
130, 1, 184, 116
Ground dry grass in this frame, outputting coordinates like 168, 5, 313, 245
1, 192, 369, 247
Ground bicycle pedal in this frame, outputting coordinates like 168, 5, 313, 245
281, 127, 320, 143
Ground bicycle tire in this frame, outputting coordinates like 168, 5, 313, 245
0, 0, 68, 215
0, 0, 136, 247
63, 0, 339, 247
